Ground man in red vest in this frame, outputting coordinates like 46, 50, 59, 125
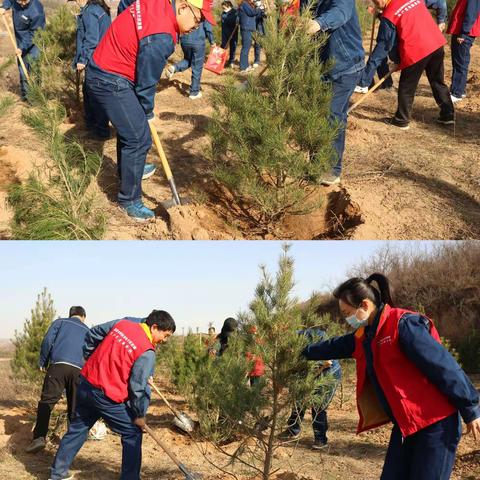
49, 311, 176, 480
447, 0, 480, 102
354, 0, 454, 130
303, 273, 480, 479
84, 0, 216, 222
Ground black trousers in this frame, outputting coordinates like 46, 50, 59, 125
395, 47, 454, 126
33, 363, 81, 439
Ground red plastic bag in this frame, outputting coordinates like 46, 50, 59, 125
205, 46, 228, 75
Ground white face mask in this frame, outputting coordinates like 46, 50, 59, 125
345, 308, 369, 329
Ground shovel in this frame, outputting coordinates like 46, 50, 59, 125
144, 425, 202, 480
348, 70, 394, 114
148, 120, 191, 210
150, 381, 196, 433
2, 14, 30, 82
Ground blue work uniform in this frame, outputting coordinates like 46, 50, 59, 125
50, 317, 155, 480
173, 21, 215, 96
303, 306, 480, 480
221, 8, 238, 66
238, 1, 264, 71
312, 0, 364, 177
74, 2, 111, 137
3, 0, 46, 99
287, 328, 342, 444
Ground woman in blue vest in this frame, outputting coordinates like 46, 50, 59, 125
304, 273, 480, 480
166, 20, 215, 99
0, 0, 45, 100
72, 0, 111, 139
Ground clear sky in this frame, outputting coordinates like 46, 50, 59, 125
0, 241, 439, 339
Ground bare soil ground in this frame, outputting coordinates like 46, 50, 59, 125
0, 358, 479, 480
0, 22, 479, 240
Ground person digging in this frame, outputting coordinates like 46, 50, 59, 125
25, 307, 90, 455
84, 0, 216, 222
49, 310, 176, 480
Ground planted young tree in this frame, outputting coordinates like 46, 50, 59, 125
189, 245, 337, 479
11, 287, 56, 383
7, 6, 106, 240
209, 9, 337, 230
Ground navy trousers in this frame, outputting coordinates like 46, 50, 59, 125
174, 42, 206, 96
85, 65, 151, 207
50, 378, 143, 480
450, 35, 475, 98
18, 45, 39, 99
240, 29, 261, 70
83, 79, 109, 138
221, 28, 238, 65
329, 71, 362, 176
381, 412, 462, 480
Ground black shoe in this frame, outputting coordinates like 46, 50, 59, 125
436, 117, 455, 126
311, 439, 328, 450
278, 429, 301, 441
386, 117, 410, 130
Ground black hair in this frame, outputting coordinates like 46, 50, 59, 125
333, 273, 394, 308
146, 310, 176, 333
87, 0, 110, 15
69, 306, 86, 318
222, 1, 234, 7
217, 317, 238, 355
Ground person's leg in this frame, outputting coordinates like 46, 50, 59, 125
175, 44, 193, 73
394, 56, 428, 126
407, 413, 462, 480
380, 425, 409, 480
229, 34, 238, 65
86, 74, 151, 208
50, 379, 100, 480
424, 47, 454, 121
450, 35, 474, 98
253, 35, 261, 65
83, 79, 110, 138
64, 367, 81, 424
312, 407, 328, 443
328, 71, 361, 178
189, 43, 205, 96
32, 364, 67, 440
240, 29, 252, 71
286, 404, 306, 436
221, 29, 229, 50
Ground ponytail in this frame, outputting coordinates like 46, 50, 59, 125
333, 273, 394, 308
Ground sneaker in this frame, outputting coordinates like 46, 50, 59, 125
386, 117, 410, 130
142, 163, 156, 180
48, 476, 74, 480
25, 437, 46, 453
189, 92, 203, 100
354, 85, 368, 94
166, 65, 175, 80
278, 430, 301, 441
311, 440, 328, 451
240, 67, 254, 74
436, 117, 455, 126
450, 94, 463, 103
120, 202, 155, 222
252, 63, 260, 69
320, 173, 341, 186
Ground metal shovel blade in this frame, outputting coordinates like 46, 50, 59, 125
179, 463, 203, 480
173, 412, 196, 433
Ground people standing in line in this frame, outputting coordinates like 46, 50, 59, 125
26, 307, 90, 454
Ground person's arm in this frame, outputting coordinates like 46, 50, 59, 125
398, 314, 480, 425
135, 33, 173, 120
242, 2, 260, 17
0, 0, 13, 11
83, 319, 120, 359
461, 0, 480, 36
81, 9, 102, 64
303, 332, 356, 361
128, 350, 155, 419
39, 320, 62, 368
359, 18, 397, 87
314, 0, 353, 32
425, 0, 447, 24
203, 20, 215, 45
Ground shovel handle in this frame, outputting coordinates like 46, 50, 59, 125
150, 382, 182, 419
348, 71, 393, 114
2, 15, 30, 82
148, 121, 173, 181
368, 14, 377, 58
144, 424, 183, 468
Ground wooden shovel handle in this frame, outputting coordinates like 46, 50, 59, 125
144, 424, 183, 468
150, 381, 181, 418
348, 71, 393, 114
2, 14, 30, 82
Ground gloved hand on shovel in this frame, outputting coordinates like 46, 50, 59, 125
133, 416, 148, 432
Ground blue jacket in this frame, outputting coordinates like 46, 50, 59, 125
313, 0, 364, 80
180, 20, 215, 45
359, 0, 447, 87
238, 1, 264, 31
6, 0, 45, 53
39, 316, 90, 370
117, 0, 133, 15
83, 316, 155, 418
74, 2, 111, 66
461, 0, 480, 35
222, 8, 238, 34
303, 307, 480, 427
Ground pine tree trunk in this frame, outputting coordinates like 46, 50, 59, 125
263, 365, 279, 480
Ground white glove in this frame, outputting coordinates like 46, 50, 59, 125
354, 85, 368, 94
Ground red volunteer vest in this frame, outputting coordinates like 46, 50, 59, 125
81, 319, 155, 403
352, 305, 457, 437
93, 0, 179, 82
447, 0, 480, 37
382, 0, 446, 69
246, 352, 265, 377
279, 0, 300, 28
